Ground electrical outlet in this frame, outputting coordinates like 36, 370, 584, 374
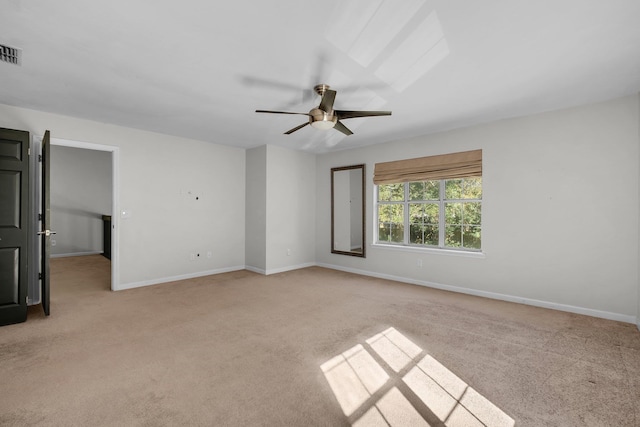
286, 248, 291, 256
417, 259, 423, 268
190, 253, 196, 261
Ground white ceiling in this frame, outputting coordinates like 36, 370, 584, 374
1, 0, 639, 153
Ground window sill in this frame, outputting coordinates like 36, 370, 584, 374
371, 243, 486, 258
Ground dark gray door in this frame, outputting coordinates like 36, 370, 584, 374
40, 130, 51, 316
0, 128, 30, 326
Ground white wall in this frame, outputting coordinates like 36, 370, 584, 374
2, 96, 638, 325
316, 95, 640, 323
0, 103, 246, 290
244, 145, 316, 274
51, 145, 111, 256
265, 145, 316, 273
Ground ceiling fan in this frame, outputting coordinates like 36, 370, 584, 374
256, 84, 391, 135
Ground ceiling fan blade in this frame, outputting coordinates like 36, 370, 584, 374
284, 122, 310, 135
255, 110, 310, 116
334, 121, 353, 136
335, 110, 392, 120
319, 89, 336, 113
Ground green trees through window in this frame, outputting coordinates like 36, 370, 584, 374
377, 178, 482, 250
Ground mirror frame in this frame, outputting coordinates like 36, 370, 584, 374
331, 164, 366, 258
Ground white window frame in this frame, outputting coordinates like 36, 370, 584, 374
374, 178, 483, 255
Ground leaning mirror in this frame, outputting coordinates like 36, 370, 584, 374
331, 164, 365, 257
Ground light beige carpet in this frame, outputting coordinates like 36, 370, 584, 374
1, 255, 639, 426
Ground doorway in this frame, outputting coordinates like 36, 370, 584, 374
32, 136, 119, 294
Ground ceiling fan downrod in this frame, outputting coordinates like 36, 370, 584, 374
314, 84, 331, 97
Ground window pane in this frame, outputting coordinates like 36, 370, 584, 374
379, 204, 403, 223
462, 177, 482, 199
424, 204, 439, 224
410, 203, 437, 245
424, 225, 438, 245
390, 222, 404, 242
462, 225, 481, 249
410, 224, 424, 244
410, 203, 438, 224
463, 202, 481, 226
445, 179, 462, 199
409, 180, 438, 200
410, 224, 438, 245
409, 182, 424, 200
445, 225, 462, 247
378, 183, 404, 201
444, 203, 462, 225
378, 204, 404, 243
409, 204, 422, 224
379, 222, 391, 242
445, 202, 463, 248
409, 205, 423, 244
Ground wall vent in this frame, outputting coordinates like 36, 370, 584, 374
0, 44, 22, 66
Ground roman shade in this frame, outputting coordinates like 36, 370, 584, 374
373, 149, 482, 185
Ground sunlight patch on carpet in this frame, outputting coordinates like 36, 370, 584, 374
321, 327, 515, 426
321, 344, 390, 416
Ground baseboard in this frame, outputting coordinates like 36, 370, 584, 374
115, 265, 246, 291
113, 261, 639, 326
117, 262, 316, 291
317, 263, 638, 325
264, 262, 316, 275
245, 262, 316, 276
245, 265, 266, 275
51, 251, 102, 258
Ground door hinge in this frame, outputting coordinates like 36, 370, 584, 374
38, 154, 42, 162
38, 213, 42, 221
38, 273, 42, 280
26, 296, 31, 305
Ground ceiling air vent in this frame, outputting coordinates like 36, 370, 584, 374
0, 44, 22, 66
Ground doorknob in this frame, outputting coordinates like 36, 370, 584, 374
37, 230, 57, 236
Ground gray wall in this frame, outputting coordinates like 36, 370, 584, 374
245, 146, 267, 271
245, 145, 316, 274
0, 103, 246, 290
316, 94, 640, 323
51, 145, 111, 257
1, 94, 638, 326
264, 145, 316, 273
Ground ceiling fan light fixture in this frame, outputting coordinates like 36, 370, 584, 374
309, 108, 337, 130
310, 120, 336, 130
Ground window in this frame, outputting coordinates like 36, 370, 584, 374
374, 149, 482, 252
377, 177, 482, 250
